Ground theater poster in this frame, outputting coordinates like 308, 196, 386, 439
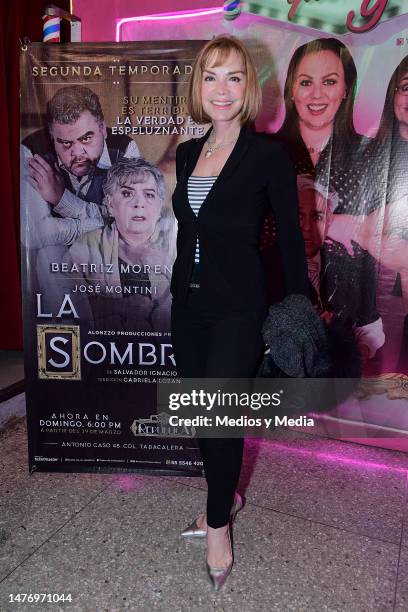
20, 41, 206, 474
118, 2, 408, 446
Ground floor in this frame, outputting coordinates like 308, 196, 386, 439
0, 403, 408, 611
0, 351, 25, 429
0, 351, 24, 391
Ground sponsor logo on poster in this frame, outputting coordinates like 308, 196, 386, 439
130, 412, 195, 438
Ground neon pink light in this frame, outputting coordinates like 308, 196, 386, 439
253, 440, 408, 474
116, 7, 223, 42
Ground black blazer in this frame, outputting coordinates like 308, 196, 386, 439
171, 123, 309, 310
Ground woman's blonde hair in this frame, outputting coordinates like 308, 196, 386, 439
188, 35, 262, 125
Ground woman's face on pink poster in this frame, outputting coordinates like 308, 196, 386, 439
394, 70, 408, 135
292, 50, 346, 132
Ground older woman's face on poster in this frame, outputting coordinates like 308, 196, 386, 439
107, 173, 162, 241
292, 50, 346, 132
393, 70, 408, 136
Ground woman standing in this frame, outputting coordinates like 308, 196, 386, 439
171, 35, 309, 590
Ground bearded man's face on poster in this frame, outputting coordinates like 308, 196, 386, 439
50, 110, 107, 177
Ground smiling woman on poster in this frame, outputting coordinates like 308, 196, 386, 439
262, 37, 384, 366
278, 38, 360, 199
170, 35, 310, 590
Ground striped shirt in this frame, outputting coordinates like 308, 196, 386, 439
188, 176, 217, 265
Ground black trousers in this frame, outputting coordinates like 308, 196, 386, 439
171, 288, 266, 528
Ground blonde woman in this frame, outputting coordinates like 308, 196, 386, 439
171, 35, 309, 590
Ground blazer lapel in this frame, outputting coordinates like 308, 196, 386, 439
215, 123, 254, 183
186, 128, 212, 178
200, 124, 254, 214
179, 123, 255, 218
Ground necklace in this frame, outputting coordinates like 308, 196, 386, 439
205, 134, 239, 158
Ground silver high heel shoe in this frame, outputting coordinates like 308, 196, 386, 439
206, 524, 233, 592
181, 492, 243, 538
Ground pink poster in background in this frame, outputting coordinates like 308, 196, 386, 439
116, 9, 408, 440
